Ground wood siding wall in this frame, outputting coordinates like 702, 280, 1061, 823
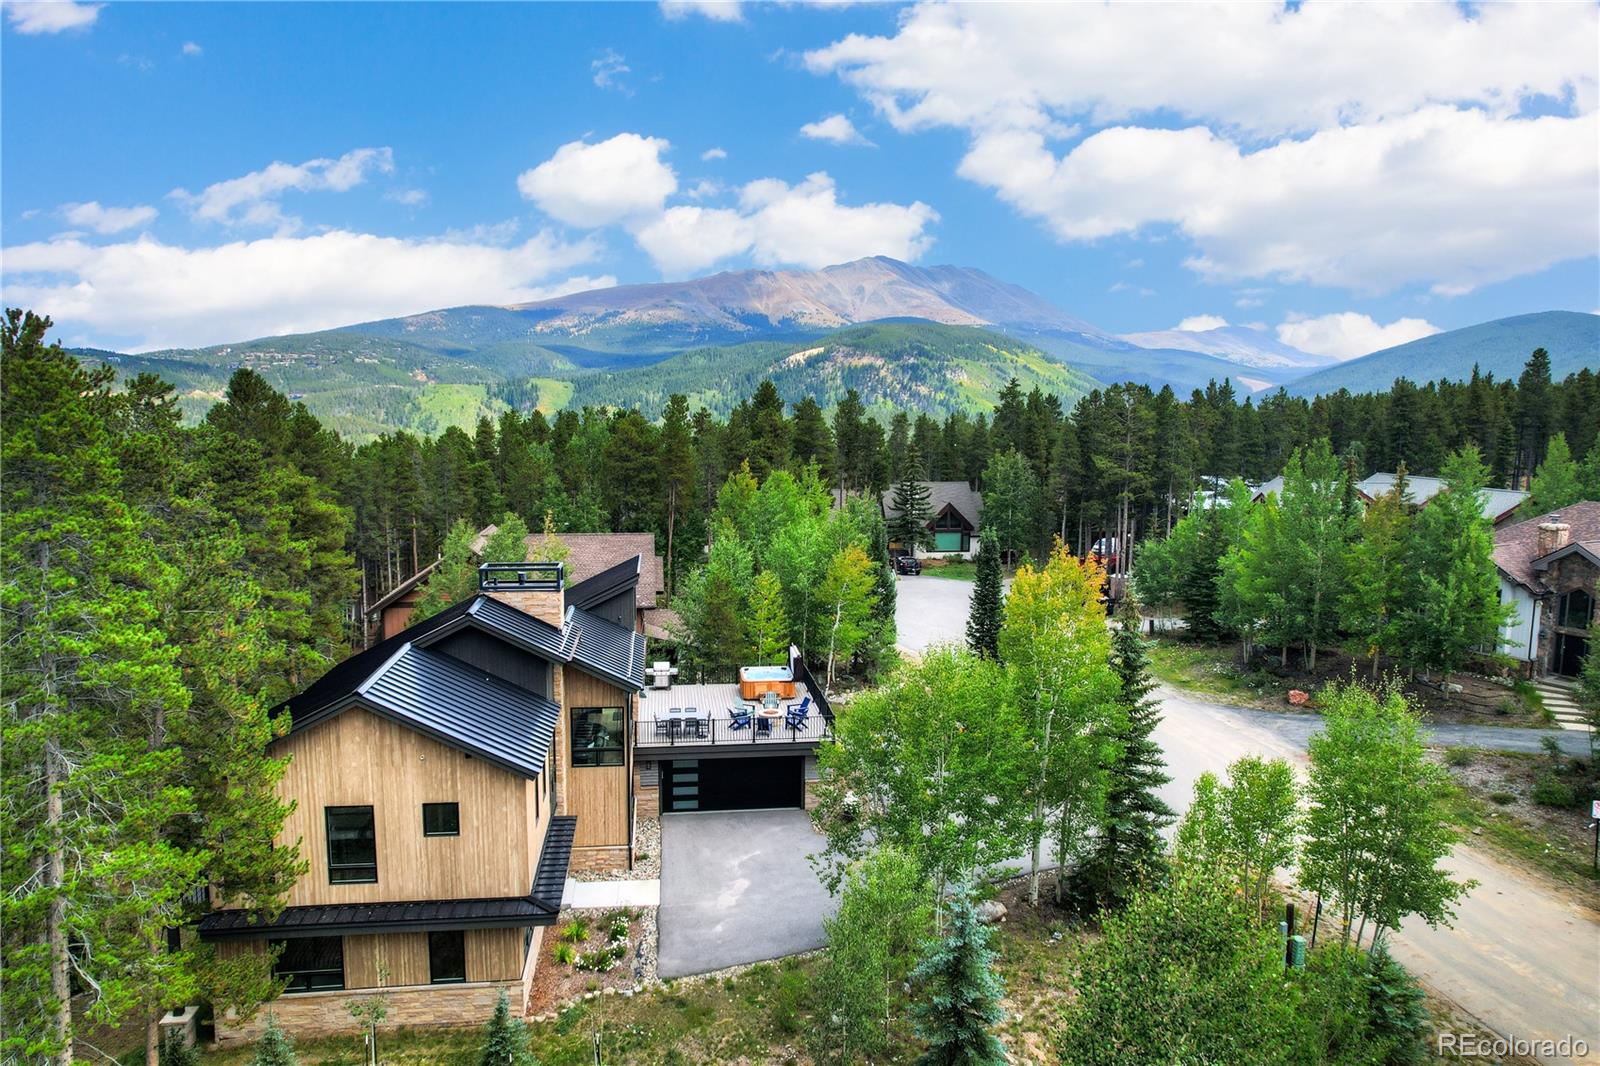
274, 709, 533, 905
214, 927, 524, 991
560, 669, 632, 848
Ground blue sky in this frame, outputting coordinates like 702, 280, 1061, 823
2, 0, 1597, 357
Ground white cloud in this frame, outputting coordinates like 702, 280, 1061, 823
799, 114, 873, 146
659, 0, 741, 22
1, 230, 604, 350
517, 134, 677, 228
633, 172, 936, 274
1175, 314, 1228, 333
181, 40, 201, 56
385, 188, 428, 207
806, 2, 1600, 295
1275, 312, 1440, 361
592, 48, 631, 93
172, 147, 395, 232
4, 1, 101, 34
59, 201, 157, 235
701, 147, 728, 161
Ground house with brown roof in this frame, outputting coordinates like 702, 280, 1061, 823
1493, 502, 1599, 677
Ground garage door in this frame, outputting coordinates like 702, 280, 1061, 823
662, 756, 803, 813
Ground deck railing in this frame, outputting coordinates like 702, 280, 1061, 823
634, 711, 830, 748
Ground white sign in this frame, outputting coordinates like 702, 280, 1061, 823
1592, 799, 1600, 820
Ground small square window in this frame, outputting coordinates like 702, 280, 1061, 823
326, 806, 377, 884
428, 930, 466, 984
422, 802, 460, 837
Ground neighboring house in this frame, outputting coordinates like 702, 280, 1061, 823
200, 561, 647, 1042
880, 480, 984, 559
1251, 472, 1529, 526
367, 530, 672, 642
1493, 502, 1600, 677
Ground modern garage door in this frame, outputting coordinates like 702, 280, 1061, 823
661, 756, 803, 812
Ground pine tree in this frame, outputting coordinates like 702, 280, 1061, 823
965, 541, 1003, 659
1080, 597, 1174, 909
887, 444, 935, 554
250, 1014, 299, 1066
477, 989, 535, 1066
909, 886, 1007, 1066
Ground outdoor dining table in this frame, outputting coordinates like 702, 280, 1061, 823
663, 706, 710, 739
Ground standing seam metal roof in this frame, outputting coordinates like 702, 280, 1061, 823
353, 644, 561, 778
563, 605, 646, 690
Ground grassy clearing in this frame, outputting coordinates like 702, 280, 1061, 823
1432, 747, 1599, 900
1145, 639, 1285, 707
918, 559, 976, 581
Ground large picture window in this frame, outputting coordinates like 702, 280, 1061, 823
571, 707, 625, 767
326, 806, 377, 883
1559, 588, 1594, 629
428, 930, 466, 984
273, 936, 344, 993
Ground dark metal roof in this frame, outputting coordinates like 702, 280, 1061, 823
352, 644, 561, 778
281, 596, 479, 723
565, 605, 646, 690
568, 554, 643, 612
450, 594, 570, 661
197, 817, 576, 940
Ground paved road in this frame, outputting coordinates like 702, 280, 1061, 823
900, 585, 1600, 1064
895, 574, 979, 656
657, 810, 836, 978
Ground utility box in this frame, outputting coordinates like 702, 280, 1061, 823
1287, 935, 1307, 970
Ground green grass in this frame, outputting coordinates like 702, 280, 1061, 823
405, 383, 505, 437
919, 560, 977, 581
1438, 775, 1599, 897
1144, 639, 1282, 706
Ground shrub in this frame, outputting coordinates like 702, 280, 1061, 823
559, 918, 590, 944
607, 915, 630, 943
1488, 790, 1516, 806
553, 941, 577, 966
159, 1032, 201, 1066
576, 944, 626, 971
1443, 746, 1474, 767
249, 1014, 298, 1066
1363, 948, 1429, 1066
1531, 773, 1577, 808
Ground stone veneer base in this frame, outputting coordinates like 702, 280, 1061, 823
214, 980, 519, 1045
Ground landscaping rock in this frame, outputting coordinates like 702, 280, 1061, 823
976, 900, 1008, 924
1287, 689, 1309, 706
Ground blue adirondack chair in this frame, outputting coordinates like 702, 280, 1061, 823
729, 706, 753, 731
785, 696, 812, 732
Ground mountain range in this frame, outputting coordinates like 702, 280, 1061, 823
74, 257, 1598, 441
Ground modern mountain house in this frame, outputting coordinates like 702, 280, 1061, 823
1252, 472, 1530, 526
200, 560, 646, 1041
1493, 503, 1600, 677
880, 480, 985, 559
199, 553, 831, 1042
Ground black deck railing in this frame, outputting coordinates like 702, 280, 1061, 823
478, 561, 564, 591
634, 711, 830, 747
788, 645, 834, 724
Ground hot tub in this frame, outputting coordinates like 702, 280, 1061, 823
739, 664, 796, 700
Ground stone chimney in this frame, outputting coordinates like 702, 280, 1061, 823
1535, 519, 1571, 558
479, 561, 565, 628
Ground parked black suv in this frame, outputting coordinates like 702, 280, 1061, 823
894, 554, 922, 576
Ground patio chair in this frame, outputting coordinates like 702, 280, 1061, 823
656, 709, 681, 740
729, 706, 752, 732
682, 706, 708, 738
785, 696, 812, 732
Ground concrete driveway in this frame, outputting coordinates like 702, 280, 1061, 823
895, 573, 978, 655
657, 809, 837, 978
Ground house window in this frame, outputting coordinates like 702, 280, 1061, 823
422, 802, 460, 837
272, 936, 344, 993
325, 806, 377, 883
571, 707, 625, 767
428, 930, 466, 984
932, 510, 970, 552
1559, 589, 1594, 628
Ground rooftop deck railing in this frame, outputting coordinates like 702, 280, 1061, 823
634, 710, 831, 748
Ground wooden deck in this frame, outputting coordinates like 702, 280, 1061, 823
634, 683, 828, 748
